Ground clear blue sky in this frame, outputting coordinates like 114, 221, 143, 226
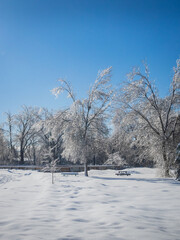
0, 0, 180, 123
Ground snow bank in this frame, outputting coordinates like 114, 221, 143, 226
0, 168, 180, 240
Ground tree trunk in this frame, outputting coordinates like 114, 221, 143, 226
84, 161, 88, 177
83, 139, 88, 176
33, 147, 36, 165
174, 143, 180, 180
162, 141, 169, 177
20, 149, 24, 165
93, 155, 96, 165
164, 161, 170, 177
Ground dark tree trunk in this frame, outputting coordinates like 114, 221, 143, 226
84, 161, 88, 177
162, 141, 170, 177
20, 149, 24, 165
93, 155, 96, 165
83, 137, 88, 177
33, 147, 36, 165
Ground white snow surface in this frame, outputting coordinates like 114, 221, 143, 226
0, 168, 180, 240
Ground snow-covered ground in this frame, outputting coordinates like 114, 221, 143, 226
0, 168, 180, 240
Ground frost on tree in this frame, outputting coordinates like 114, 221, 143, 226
4, 112, 17, 163
14, 106, 42, 165
51, 67, 113, 176
0, 128, 9, 164
114, 59, 180, 176
175, 143, 180, 180
33, 108, 65, 166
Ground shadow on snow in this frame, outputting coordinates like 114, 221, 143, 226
90, 176, 180, 185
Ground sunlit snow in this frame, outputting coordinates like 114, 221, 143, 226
0, 168, 180, 240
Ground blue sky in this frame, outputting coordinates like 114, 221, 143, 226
0, 0, 180, 122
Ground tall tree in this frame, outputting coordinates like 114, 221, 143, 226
51, 67, 113, 176
114, 60, 180, 176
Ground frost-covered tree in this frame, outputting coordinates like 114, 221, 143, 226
51, 67, 113, 176
14, 106, 41, 164
87, 124, 109, 165
35, 109, 65, 164
110, 109, 153, 167
42, 146, 59, 184
4, 112, 17, 163
114, 60, 180, 176
0, 127, 9, 164
175, 143, 180, 180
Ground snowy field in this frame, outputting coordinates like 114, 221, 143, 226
0, 168, 180, 240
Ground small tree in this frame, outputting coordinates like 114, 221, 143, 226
4, 112, 15, 162
14, 106, 41, 164
35, 109, 65, 165
42, 145, 59, 184
3, 112, 19, 163
51, 67, 113, 176
0, 127, 9, 164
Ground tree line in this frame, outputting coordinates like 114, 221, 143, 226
0, 60, 180, 177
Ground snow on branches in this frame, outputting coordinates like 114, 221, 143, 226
114, 60, 180, 176
51, 67, 113, 176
